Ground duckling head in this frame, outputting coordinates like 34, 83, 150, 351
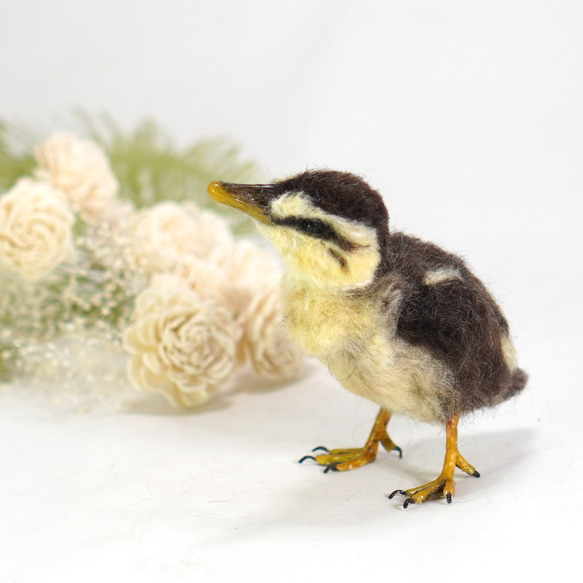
208, 170, 390, 289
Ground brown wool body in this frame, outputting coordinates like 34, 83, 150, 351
208, 170, 527, 507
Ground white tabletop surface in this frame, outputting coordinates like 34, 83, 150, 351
1, 2, 581, 581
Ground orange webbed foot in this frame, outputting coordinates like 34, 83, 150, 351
388, 415, 480, 508
298, 408, 401, 472
300, 441, 401, 472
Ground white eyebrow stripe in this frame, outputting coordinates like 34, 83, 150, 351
270, 192, 322, 220
269, 191, 378, 248
423, 268, 463, 286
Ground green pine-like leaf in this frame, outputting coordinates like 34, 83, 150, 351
1, 113, 265, 232
0, 122, 36, 192
71, 113, 263, 232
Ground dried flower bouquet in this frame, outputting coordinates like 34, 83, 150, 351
0, 121, 304, 409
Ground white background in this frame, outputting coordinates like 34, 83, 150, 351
1, 1, 582, 581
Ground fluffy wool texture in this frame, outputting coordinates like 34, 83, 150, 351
211, 170, 527, 424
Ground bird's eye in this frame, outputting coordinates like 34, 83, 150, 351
297, 219, 335, 239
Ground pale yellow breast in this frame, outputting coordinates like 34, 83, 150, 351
282, 283, 377, 357
282, 279, 454, 424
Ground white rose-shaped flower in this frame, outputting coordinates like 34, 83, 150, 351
180, 240, 302, 377
214, 240, 281, 317
128, 202, 234, 275
0, 178, 75, 281
180, 257, 235, 309
123, 275, 238, 407
223, 240, 280, 285
239, 281, 305, 380
35, 132, 120, 224
190, 206, 235, 265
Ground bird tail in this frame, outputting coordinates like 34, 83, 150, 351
508, 367, 528, 399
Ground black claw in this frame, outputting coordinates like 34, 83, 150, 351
393, 445, 403, 459
473, 470, 481, 478
388, 489, 407, 500
403, 498, 414, 509
446, 492, 452, 504
312, 446, 330, 454
298, 455, 317, 464
323, 464, 338, 473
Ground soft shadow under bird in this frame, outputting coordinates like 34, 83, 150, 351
208, 170, 527, 508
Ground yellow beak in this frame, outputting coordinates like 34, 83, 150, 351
207, 181, 274, 225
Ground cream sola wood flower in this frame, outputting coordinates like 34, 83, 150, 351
123, 275, 238, 407
35, 132, 122, 224
124, 203, 303, 406
127, 202, 235, 275
0, 178, 75, 281
239, 280, 305, 380
183, 241, 305, 381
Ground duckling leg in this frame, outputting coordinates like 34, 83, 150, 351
388, 414, 480, 508
299, 408, 401, 472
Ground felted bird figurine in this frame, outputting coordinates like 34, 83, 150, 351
208, 170, 527, 508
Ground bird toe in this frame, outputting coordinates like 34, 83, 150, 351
387, 489, 408, 500
298, 455, 317, 464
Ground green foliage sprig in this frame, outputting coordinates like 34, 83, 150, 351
0, 114, 263, 232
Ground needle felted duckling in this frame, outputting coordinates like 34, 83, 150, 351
208, 170, 527, 508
